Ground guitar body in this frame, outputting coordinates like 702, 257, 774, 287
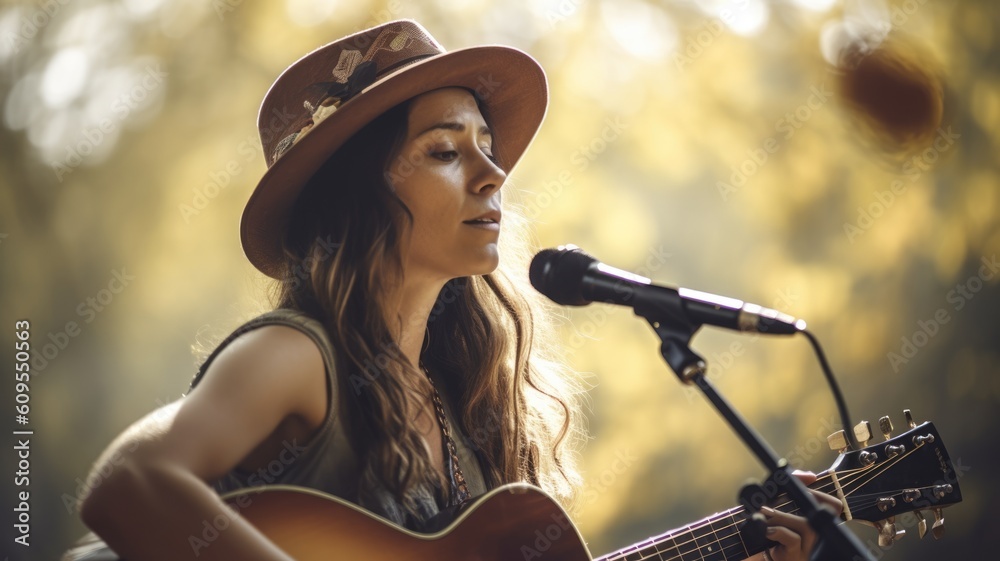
224, 483, 593, 561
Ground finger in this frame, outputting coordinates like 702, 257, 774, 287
761, 506, 811, 537
789, 470, 843, 516
764, 525, 803, 554
809, 488, 844, 516
762, 504, 828, 554
791, 470, 817, 485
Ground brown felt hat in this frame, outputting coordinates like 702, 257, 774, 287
241, 19, 549, 279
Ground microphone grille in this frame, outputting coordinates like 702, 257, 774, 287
528, 245, 596, 306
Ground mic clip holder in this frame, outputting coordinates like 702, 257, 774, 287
641, 311, 875, 561
646, 315, 705, 385
635, 288, 707, 384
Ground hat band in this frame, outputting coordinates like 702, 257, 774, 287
268, 51, 440, 165
372, 51, 437, 82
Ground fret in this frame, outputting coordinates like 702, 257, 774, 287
602, 507, 759, 561
690, 520, 724, 561
676, 525, 706, 561
602, 540, 657, 561
622, 544, 646, 561
704, 514, 729, 561
648, 532, 682, 561
630, 539, 661, 561
717, 511, 750, 561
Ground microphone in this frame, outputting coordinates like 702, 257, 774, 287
529, 245, 806, 335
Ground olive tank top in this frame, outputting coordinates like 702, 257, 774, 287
187, 308, 489, 531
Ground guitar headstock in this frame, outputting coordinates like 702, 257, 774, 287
822, 409, 962, 548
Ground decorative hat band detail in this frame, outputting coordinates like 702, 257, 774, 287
266, 25, 440, 165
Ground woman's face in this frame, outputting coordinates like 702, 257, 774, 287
388, 87, 507, 283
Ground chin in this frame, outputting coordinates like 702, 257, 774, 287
469, 260, 500, 277
467, 248, 500, 277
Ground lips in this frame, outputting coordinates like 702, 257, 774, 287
463, 209, 502, 225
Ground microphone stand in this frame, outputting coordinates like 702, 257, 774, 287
638, 299, 875, 561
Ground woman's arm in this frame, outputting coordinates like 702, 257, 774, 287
79, 325, 328, 561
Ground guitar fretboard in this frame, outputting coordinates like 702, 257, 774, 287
595, 505, 756, 561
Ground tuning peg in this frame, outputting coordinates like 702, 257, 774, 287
913, 509, 929, 539
934, 484, 954, 499
878, 416, 893, 440
859, 450, 878, 466
876, 517, 905, 547
904, 409, 916, 429
854, 420, 873, 448
932, 508, 945, 539
827, 429, 850, 452
876, 497, 896, 512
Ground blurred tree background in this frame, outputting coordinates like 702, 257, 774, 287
1, 0, 997, 559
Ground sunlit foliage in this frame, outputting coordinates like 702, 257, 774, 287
1, 1, 995, 559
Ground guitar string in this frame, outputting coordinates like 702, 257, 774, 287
624, 479, 917, 561
789, 446, 924, 515
759, 446, 921, 518
602, 494, 824, 561
600, 446, 926, 561
596, 475, 836, 561
601, 467, 866, 559
779, 446, 915, 512
597, 447, 924, 561
745, 443, 920, 518
597, 470, 855, 561
841, 485, 942, 508
597, 504, 749, 561
597, 504, 756, 561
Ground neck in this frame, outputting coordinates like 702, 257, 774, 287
392, 275, 448, 370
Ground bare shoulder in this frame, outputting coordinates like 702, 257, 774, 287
193, 323, 329, 429
208, 323, 326, 383
124, 324, 329, 481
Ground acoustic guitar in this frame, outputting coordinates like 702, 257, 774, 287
197, 411, 961, 561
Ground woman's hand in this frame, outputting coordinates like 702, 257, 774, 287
755, 470, 844, 561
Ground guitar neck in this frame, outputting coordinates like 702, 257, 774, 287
593, 419, 963, 561
593, 475, 832, 561
594, 504, 756, 561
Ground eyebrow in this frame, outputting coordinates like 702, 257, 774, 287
414, 121, 493, 140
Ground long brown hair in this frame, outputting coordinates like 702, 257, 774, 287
273, 90, 584, 512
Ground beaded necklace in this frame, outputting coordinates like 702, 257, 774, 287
420, 364, 472, 505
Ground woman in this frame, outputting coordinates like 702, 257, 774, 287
73, 19, 835, 561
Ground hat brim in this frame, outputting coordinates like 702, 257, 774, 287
240, 45, 548, 279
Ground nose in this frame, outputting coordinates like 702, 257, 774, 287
471, 151, 507, 196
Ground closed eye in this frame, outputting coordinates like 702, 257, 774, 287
432, 149, 500, 165
432, 150, 459, 161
